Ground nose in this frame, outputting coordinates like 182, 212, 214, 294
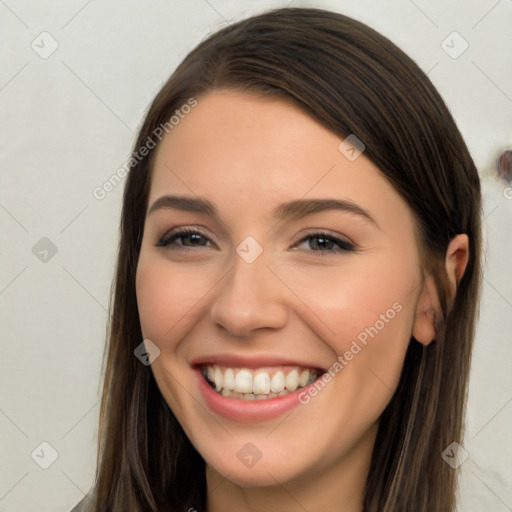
209, 250, 288, 338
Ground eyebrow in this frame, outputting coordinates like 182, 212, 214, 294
148, 195, 379, 228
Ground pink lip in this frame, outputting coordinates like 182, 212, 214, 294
191, 353, 325, 371
195, 368, 318, 423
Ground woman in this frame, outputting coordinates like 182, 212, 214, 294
73, 7, 482, 512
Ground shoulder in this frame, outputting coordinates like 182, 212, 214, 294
69, 497, 91, 512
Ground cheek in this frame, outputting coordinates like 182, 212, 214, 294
279, 247, 417, 389
282, 248, 416, 337
335, 253, 417, 403
135, 252, 212, 341
135, 252, 212, 417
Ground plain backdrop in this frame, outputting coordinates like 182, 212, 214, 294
1, 1, 511, 511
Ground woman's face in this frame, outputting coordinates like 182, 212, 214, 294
136, 90, 425, 490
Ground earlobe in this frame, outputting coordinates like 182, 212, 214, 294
412, 275, 441, 346
445, 234, 469, 299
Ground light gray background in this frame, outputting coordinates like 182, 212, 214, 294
1, 1, 511, 511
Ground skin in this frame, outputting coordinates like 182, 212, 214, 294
135, 90, 468, 512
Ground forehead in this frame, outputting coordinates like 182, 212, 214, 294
149, 90, 411, 230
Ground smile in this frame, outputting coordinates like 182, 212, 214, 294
200, 364, 320, 400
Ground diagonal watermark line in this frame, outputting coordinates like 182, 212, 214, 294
299, 164, 336, 199
61, 265, 108, 313
0, 0, 29, 28
0, 407, 29, 438
207, 470, 233, 496
407, 0, 439, 28
404, 269, 434, 302
265, 471, 308, 511
61, 61, 132, 130
61, 470, 95, 504
426, 62, 439, 75
483, 204, 499, 221
471, 470, 512, 511
265, 265, 336, 336
60, 204, 89, 233
0, 265, 28, 295
471, 396, 512, 439
61, 470, 87, 494
472, 61, 512, 104
483, 276, 512, 309
265, 409, 296, 438
0, 62, 29, 92
0, 202, 29, 232
61, 0, 93, 29
0, 472, 29, 502
202, 0, 227, 22
367, 367, 394, 394
61, 397, 101, 439
472, 0, 502, 29
61, 470, 98, 511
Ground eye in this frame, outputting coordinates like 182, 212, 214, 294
292, 231, 356, 255
156, 227, 216, 251
156, 228, 356, 255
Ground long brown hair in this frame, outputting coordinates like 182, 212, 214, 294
89, 7, 482, 512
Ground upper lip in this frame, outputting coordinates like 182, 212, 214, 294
191, 353, 327, 371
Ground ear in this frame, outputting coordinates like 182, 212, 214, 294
412, 234, 469, 345
445, 234, 469, 300
411, 274, 442, 346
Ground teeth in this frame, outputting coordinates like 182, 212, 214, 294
202, 364, 320, 399
270, 371, 285, 393
207, 366, 215, 385
234, 369, 253, 394
253, 372, 271, 394
285, 369, 299, 392
223, 368, 235, 390
214, 365, 223, 392
299, 369, 310, 387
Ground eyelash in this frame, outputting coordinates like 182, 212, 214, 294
156, 227, 356, 255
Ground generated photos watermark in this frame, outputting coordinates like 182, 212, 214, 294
93, 97, 198, 200
298, 301, 403, 404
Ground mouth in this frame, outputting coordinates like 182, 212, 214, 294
199, 364, 322, 400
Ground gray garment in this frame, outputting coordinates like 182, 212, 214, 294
70, 496, 91, 512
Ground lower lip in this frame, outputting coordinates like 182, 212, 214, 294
195, 369, 315, 423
